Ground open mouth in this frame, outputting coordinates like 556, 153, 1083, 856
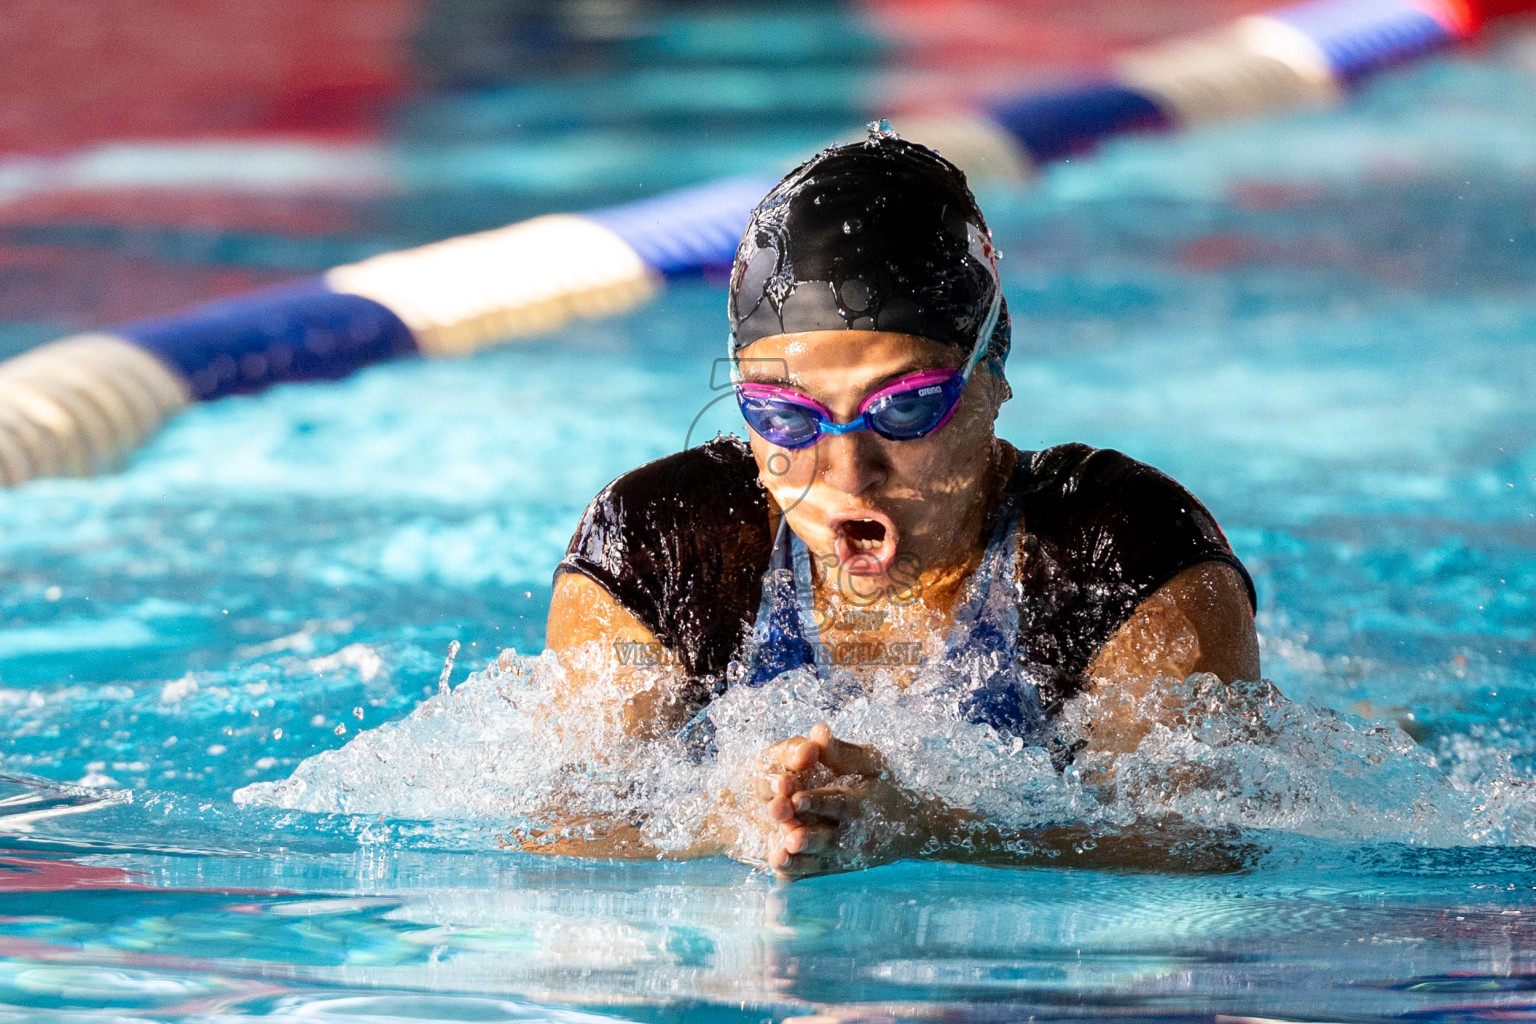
830, 511, 899, 577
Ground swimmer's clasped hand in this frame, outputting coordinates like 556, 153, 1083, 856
756, 723, 941, 880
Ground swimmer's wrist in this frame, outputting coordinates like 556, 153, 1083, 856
906, 795, 981, 860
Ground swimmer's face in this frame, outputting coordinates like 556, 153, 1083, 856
737, 330, 1004, 596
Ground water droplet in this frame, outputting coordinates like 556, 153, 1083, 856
438, 639, 461, 695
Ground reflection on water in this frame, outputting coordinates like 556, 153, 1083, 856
3, 804, 1536, 1022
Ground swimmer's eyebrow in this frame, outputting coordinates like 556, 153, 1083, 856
741, 360, 944, 400
862, 360, 946, 391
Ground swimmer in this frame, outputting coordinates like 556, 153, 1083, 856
544, 130, 1260, 878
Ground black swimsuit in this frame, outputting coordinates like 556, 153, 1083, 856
558, 435, 1254, 725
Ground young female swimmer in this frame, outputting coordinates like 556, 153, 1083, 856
542, 133, 1260, 879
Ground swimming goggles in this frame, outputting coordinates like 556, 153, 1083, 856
734, 269, 1002, 451
736, 367, 970, 449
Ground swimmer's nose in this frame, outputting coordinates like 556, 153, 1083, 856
817, 430, 887, 496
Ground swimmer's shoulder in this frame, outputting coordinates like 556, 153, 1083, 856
1014, 442, 1221, 534
557, 435, 772, 678
574, 434, 765, 528
1010, 440, 1256, 613
1005, 441, 1255, 704
1015, 441, 1169, 497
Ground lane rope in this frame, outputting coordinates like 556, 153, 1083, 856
0, 0, 1522, 485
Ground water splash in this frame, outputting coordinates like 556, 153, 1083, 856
235, 646, 1536, 861
437, 639, 461, 695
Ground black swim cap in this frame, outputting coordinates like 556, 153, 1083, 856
728, 128, 1009, 371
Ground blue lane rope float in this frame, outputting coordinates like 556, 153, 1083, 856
0, 0, 1510, 486
585, 175, 781, 278
1261, 0, 1465, 83
986, 83, 1175, 164
121, 281, 416, 401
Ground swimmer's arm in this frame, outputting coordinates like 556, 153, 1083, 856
925, 809, 1255, 873
546, 571, 696, 741
893, 561, 1260, 873
1077, 560, 1261, 757
525, 573, 738, 861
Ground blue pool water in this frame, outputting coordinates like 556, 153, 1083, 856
3, 10, 1536, 1022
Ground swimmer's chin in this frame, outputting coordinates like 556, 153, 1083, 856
830, 510, 899, 577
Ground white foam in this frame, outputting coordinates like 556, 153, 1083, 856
236, 646, 1536, 860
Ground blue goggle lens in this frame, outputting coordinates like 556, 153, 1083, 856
863, 382, 957, 440
739, 394, 822, 449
